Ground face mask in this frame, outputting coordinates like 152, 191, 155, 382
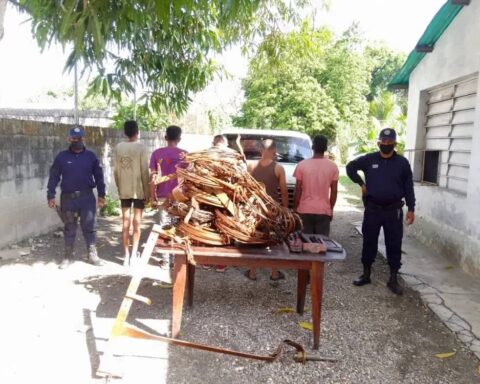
70, 141, 85, 151
379, 144, 394, 155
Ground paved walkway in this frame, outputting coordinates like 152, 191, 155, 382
353, 220, 480, 361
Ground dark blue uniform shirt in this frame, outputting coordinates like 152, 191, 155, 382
346, 151, 415, 212
47, 147, 106, 200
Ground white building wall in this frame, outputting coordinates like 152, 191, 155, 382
406, 0, 480, 275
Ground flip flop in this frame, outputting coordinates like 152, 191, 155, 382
270, 271, 286, 281
244, 269, 257, 281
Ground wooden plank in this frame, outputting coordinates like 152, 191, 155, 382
187, 263, 196, 307
296, 270, 309, 315
172, 254, 187, 338
156, 243, 346, 263
97, 228, 160, 378
311, 261, 325, 350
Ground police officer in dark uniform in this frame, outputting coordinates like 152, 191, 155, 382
47, 125, 106, 269
346, 128, 415, 295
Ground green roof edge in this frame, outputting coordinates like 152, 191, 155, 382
389, 1, 467, 88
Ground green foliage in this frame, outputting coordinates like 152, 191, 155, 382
235, 25, 408, 162
365, 43, 406, 100
356, 90, 407, 155
110, 102, 171, 131
80, 92, 112, 111
233, 23, 370, 142
16, 0, 310, 114
99, 195, 120, 217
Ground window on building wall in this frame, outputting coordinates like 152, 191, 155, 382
422, 76, 477, 194
422, 151, 440, 184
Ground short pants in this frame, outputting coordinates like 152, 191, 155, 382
120, 199, 145, 209
300, 213, 331, 236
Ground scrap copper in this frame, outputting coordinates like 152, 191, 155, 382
156, 147, 301, 246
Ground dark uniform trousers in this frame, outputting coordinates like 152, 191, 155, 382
361, 202, 403, 270
61, 190, 97, 248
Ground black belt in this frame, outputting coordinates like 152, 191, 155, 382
366, 200, 404, 211
61, 189, 93, 200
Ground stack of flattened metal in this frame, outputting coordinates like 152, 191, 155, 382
165, 147, 301, 246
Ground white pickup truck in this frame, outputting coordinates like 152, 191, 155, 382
222, 129, 313, 208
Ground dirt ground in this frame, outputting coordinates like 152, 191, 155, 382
0, 203, 479, 383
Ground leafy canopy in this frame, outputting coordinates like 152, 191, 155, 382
110, 101, 170, 132
233, 23, 371, 139
365, 43, 406, 100
17, 0, 308, 114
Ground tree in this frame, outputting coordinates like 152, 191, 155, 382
365, 43, 406, 100
110, 102, 171, 131
359, 44, 407, 155
12, 0, 309, 114
362, 90, 407, 154
233, 23, 371, 144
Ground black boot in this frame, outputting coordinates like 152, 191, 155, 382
387, 268, 403, 295
353, 265, 371, 286
87, 245, 103, 266
59, 247, 74, 269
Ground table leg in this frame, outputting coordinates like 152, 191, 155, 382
311, 261, 325, 350
296, 269, 309, 315
187, 263, 196, 307
172, 254, 187, 338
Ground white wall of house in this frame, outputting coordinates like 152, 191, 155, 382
406, 0, 480, 275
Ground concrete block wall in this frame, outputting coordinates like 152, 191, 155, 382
0, 118, 164, 248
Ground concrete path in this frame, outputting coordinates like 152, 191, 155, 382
353, 221, 480, 360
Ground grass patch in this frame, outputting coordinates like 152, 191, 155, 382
338, 168, 362, 207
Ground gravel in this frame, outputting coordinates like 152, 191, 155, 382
0, 210, 478, 384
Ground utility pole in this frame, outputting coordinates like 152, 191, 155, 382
74, 62, 79, 125
133, 87, 137, 120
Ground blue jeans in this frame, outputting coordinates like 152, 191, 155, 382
61, 192, 97, 248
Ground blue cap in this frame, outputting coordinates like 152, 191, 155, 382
69, 125, 85, 138
378, 128, 396, 141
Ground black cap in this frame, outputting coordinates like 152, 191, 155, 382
378, 128, 396, 141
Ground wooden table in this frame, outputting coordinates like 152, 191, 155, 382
97, 225, 346, 377
162, 232, 346, 350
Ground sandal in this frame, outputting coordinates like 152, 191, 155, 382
270, 271, 286, 281
244, 269, 257, 281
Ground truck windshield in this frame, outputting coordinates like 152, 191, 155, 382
225, 134, 312, 163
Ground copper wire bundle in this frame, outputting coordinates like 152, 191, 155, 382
162, 147, 301, 246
